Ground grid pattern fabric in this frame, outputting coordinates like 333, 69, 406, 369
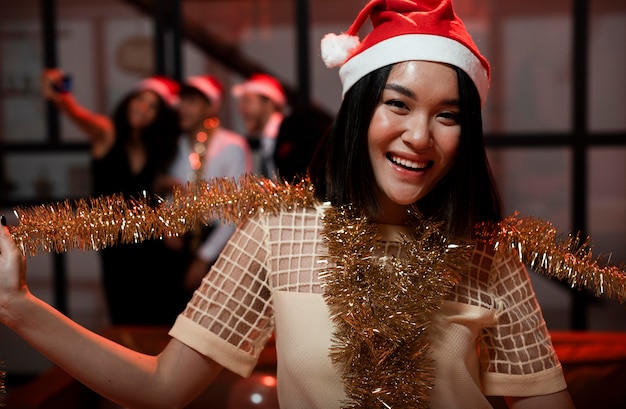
177, 204, 561, 379
460, 245, 561, 375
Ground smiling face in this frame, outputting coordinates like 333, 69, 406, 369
367, 61, 461, 224
237, 93, 275, 136
127, 90, 160, 130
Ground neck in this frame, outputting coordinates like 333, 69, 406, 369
373, 202, 411, 225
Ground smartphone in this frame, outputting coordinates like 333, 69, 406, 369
53, 74, 72, 93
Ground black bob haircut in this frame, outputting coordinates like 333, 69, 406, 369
308, 62, 502, 239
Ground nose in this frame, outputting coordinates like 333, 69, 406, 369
137, 100, 150, 112
401, 116, 433, 149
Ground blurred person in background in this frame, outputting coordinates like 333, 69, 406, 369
156, 74, 252, 294
232, 73, 286, 178
41, 70, 183, 326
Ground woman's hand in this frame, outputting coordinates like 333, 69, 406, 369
40, 68, 68, 103
40, 69, 114, 157
0, 217, 224, 407
0, 217, 29, 324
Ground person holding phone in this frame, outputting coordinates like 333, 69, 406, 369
40, 70, 185, 326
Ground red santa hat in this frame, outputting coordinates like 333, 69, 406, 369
135, 75, 180, 107
232, 73, 287, 110
321, 0, 490, 106
183, 75, 224, 108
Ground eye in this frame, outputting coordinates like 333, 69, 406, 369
384, 99, 409, 111
437, 110, 460, 125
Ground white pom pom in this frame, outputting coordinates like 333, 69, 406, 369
320, 33, 360, 68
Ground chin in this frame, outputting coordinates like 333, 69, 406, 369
391, 191, 426, 206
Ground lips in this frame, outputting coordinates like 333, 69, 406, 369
388, 153, 432, 171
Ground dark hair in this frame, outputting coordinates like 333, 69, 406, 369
309, 65, 391, 215
112, 90, 181, 175
180, 85, 211, 104
308, 63, 501, 239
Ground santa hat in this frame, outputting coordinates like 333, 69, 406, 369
320, 0, 490, 106
232, 73, 287, 109
183, 75, 224, 108
135, 75, 180, 107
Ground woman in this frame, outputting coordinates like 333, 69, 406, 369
1, 1, 575, 407
41, 71, 185, 325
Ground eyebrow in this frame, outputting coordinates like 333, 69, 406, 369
385, 83, 415, 99
384, 83, 460, 107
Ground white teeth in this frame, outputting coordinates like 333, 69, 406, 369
391, 155, 427, 170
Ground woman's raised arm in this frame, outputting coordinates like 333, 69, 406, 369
40, 69, 114, 157
0, 223, 224, 408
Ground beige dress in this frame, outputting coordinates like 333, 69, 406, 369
169, 203, 567, 408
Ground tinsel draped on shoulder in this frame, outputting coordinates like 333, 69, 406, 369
475, 212, 626, 302
7, 175, 626, 303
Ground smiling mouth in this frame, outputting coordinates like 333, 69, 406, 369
388, 154, 432, 171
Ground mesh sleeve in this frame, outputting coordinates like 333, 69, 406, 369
478, 246, 566, 395
170, 213, 275, 375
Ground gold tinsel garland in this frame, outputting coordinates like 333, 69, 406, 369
321, 205, 469, 408
8, 175, 316, 256
475, 212, 626, 302
5, 175, 626, 407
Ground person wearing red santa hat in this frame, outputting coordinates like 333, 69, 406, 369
41, 70, 183, 326
2, 1, 577, 408
155, 74, 253, 294
232, 73, 286, 177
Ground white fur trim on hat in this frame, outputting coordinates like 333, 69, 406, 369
339, 34, 489, 107
185, 76, 223, 108
232, 78, 286, 109
321, 33, 361, 68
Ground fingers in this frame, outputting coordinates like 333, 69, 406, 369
41, 68, 64, 83
0, 215, 11, 250
0, 214, 26, 266
0, 215, 17, 256
40, 68, 64, 100
0, 216, 29, 306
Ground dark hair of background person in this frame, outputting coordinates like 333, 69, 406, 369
112, 90, 181, 176
179, 85, 211, 103
274, 106, 332, 183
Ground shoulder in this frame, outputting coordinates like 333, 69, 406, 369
210, 128, 249, 153
469, 241, 497, 270
268, 201, 326, 222
215, 127, 248, 145
233, 202, 323, 246
257, 202, 327, 234
469, 240, 526, 279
